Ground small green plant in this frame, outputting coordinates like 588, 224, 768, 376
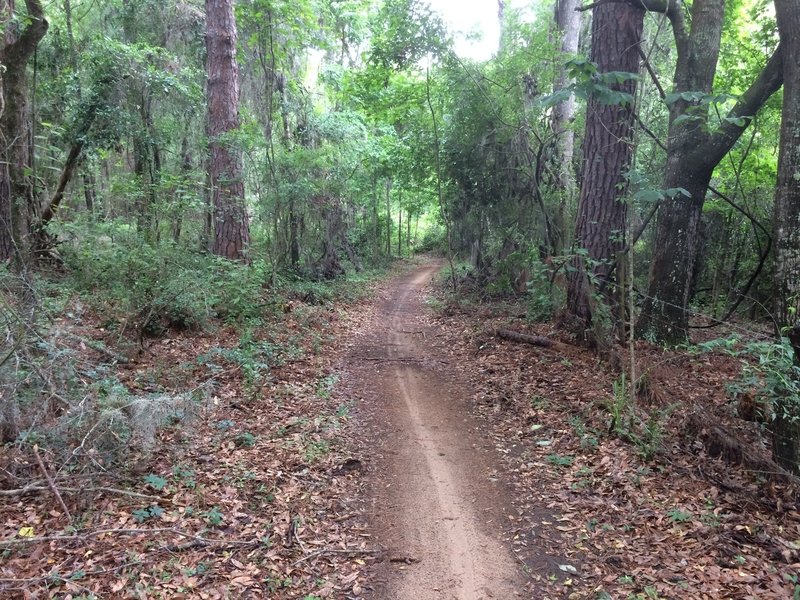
530, 394, 550, 409
143, 474, 168, 491
666, 508, 692, 524
303, 439, 331, 463
235, 432, 257, 448
132, 505, 164, 523
608, 374, 674, 460
570, 416, 600, 450
204, 506, 224, 526
546, 453, 573, 467
700, 511, 721, 528
316, 373, 339, 399
173, 465, 196, 488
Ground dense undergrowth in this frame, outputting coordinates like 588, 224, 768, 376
0, 245, 384, 484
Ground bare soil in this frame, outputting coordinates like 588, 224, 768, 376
342, 261, 533, 599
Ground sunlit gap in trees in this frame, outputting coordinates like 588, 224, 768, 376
428, 0, 534, 61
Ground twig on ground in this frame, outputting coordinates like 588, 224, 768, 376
0, 527, 259, 547
292, 547, 381, 567
0, 485, 161, 501
33, 444, 72, 523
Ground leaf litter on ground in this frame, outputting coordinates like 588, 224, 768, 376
0, 267, 402, 599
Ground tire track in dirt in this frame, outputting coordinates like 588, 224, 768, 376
346, 261, 525, 599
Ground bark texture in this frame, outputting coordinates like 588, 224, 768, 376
206, 0, 250, 261
0, 0, 48, 263
771, 0, 800, 475
566, 1, 643, 331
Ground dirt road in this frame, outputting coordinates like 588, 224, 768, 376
345, 261, 525, 599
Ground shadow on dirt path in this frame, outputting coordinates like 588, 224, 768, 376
344, 260, 527, 599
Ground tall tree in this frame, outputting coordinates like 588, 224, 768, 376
566, 2, 643, 333
0, 0, 48, 263
551, 0, 581, 197
206, 0, 250, 261
771, 0, 800, 474
626, 0, 783, 344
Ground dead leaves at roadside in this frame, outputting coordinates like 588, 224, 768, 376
429, 300, 800, 600
0, 289, 383, 599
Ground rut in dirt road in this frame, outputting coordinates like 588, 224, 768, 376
347, 261, 526, 600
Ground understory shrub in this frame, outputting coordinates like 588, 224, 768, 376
61, 220, 268, 333
1, 266, 210, 470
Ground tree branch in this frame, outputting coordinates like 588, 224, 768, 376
699, 44, 784, 169
4, 0, 48, 66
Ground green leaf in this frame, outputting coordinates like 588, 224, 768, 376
144, 474, 168, 491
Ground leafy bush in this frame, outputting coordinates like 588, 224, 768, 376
61, 220, 269, 335
1, 264, 210, 473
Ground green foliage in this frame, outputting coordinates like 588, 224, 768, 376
144, 474, 168, 491
608, 375, 674, 461
203, 506, 224, 526
666, 508, 692, 524
235, 432, 257, 448
61, 223, 268, 334
546, 453, 574, 467
132, 505, 164, 523
541, 58, 640, 107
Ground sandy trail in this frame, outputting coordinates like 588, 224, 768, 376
346, 261, 525, 599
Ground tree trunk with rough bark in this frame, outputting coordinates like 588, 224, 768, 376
206, 0, 250, 261
771, 0, 800, 475
0, 0, 48, 264
566, 2, 643, 335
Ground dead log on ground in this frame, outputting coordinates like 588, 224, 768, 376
495, 328, 571, 353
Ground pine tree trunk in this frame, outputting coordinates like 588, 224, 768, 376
206, 0, 250, 261
566, 2, 643, 333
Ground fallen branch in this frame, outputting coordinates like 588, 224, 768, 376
62, 332, 129, 364
0, 527, 259, 547
292, 547, 381, 567
495, 329, 571, 352
33, 445, 72, 523
687, 413, 797, 487
0, 485, 161, 501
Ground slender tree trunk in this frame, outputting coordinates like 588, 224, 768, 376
566, 2, 643, 334
206, 0, 250, 261
83, 169, 95, 214
407, 209, 411, 253
771, 0, 800, 474
398, 207, 402, 256
552, 0, 581, 195
385, 178, 392, 255
289, 198, 300, 266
